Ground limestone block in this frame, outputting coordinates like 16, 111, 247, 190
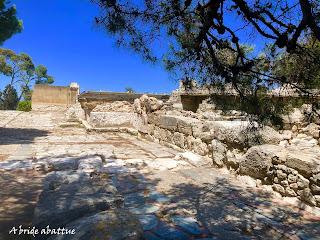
147, 158, 179, 170
282, 108, 306, 125
211, 139, 227, 167
93, 101, 133, 112
276, 170, 287, 180
176, 116, 201, 136
290, 136, 318, 149
89, 112, 134, 127
239, 145, 286, 179
286, 149, 320, 178
46, 157, 79, 171
157, 115, 178, 131
173, 132, 185, 149
301, 123, 320, 139
191, 138, 209, 156
205, 121, 282, 147
289, 183, 298, 191
176, 151, 210, 167
65, 103, 85, 121
192, 123, 214, 142
139, 94, 164, 113
185, 135, 195, 150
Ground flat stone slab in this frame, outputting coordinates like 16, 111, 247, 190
152, 221, 190, 240
128, 204, 160, 215
138, 214, 159, 231
49, 209, 143, 240
33, 171, 122, 230
147, 158, 179, 171
171, 215, 202, 235
0, 159, 33, 170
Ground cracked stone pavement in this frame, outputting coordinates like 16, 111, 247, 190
0, 108, 320, 240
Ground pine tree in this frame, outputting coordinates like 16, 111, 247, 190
1, 84, 18, 110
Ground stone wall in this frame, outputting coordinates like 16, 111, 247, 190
67, 94, 320, 207
131, 95, 320, 207
32, 83, 79, 107
78, 91, 170, 119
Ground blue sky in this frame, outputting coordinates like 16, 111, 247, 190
2, 0, 178, 94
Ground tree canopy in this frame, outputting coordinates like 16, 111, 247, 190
0, 48, 54, 101
92, 0, 320, 95
0, 0, 22, 45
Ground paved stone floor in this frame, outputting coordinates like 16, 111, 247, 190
0, 108, 320, 240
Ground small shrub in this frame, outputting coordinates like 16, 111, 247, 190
17, 101, 32, 112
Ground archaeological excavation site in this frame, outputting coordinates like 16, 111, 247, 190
0, 82, 320, 240
1, 0, 320, 239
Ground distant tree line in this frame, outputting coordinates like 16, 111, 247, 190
0, 1, 53, 111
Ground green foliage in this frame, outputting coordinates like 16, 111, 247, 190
92, 0, 320, 126
125, 87, 135, 93
0, 48, 54, 101
16, 100, 31, 112
273, 35, 320, 89
0, 84, 18, 110
0, 0, 23, 45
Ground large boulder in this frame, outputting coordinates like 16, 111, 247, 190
49, 210, 143, 240
239, 145, 286, 179
134, 94, 163, 114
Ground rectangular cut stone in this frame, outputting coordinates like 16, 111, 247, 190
176, 116, 201, 136
286, 150, 320, 177
157, 115, 178, 131
89, 112, 134, 127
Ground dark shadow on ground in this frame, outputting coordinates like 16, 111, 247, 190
1, 153, 320, 240
0, 127, 50, 145
157, 177, 320, 239
0, 170, 44, 240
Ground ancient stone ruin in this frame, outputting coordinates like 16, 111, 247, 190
69, 84, 320, 209
1, 83, 320, 239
